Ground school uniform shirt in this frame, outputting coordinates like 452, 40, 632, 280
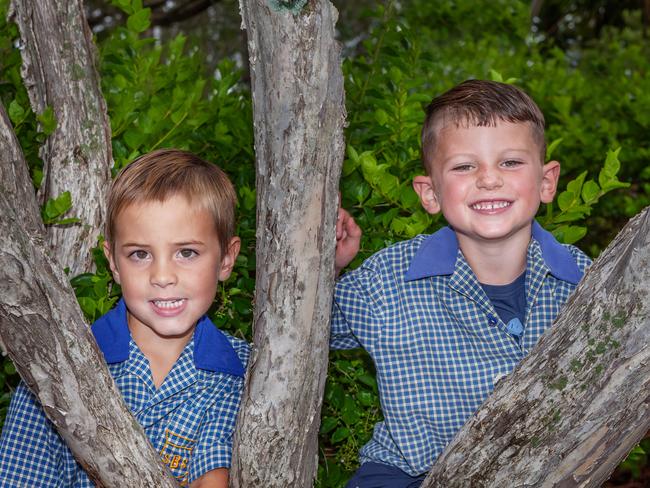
0, 299, 249, 487
331, 221, 591, 476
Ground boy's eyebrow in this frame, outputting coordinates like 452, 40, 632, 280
120, 241, 150, 248
173, 240, 206, 246
120, 240, 207, 247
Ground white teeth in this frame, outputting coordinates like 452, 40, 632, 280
471, 201, 510, 210
153, 299, 185, 309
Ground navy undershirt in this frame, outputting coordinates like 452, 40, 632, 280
481, 272, 527, 339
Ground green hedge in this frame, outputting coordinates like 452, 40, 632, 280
1, 0, 647, 486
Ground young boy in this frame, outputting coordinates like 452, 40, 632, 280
334, 80, 591, 487
0, 149, 249, 487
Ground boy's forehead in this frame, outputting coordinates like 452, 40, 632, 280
431, 119, 540, 152
112, 195, 217, 233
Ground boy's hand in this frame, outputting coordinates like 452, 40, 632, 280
335, 207, 361, 276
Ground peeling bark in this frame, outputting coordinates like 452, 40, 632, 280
10, 0, 112, 276
231, 1, 346, 486
0, 103, 44, 240
423, 207, 650, 487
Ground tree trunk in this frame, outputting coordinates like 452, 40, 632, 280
231, 1, 346, 486
0, 104, 44, 241
0, 100, 179, 487
9, 0, 112, 276
423, 207, 650, 487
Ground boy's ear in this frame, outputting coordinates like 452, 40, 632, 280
103, 240, 121, 284
540, 160, 561, 203
218, 237, 241, 281
413, 175, 441, 215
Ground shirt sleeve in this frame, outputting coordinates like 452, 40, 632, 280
331, 259, 387, 351
0, 382, 70, 487
187, 377, 243, 483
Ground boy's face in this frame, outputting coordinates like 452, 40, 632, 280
414, 121, 560, 247
104, 194, 240, 344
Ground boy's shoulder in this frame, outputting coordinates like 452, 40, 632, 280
359, 233, 435, 271
529, 221, 592, 280
561, 242, 592, 271
356, 226, 458, 281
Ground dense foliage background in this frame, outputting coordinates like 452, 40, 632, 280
1, 0, 648, 485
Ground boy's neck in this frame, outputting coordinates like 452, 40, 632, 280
456, 227, 531, 285
127, 315, 195, 388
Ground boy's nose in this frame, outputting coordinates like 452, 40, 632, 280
150, 260, 177, 287
476, 167, 503, 190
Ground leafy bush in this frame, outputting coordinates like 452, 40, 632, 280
1, 0, 647, 484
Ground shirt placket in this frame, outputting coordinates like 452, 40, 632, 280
447, 255, 524, 358
136, 346, 197, 428
524, 241, 554, 353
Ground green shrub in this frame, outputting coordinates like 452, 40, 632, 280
0, 0, 646, 483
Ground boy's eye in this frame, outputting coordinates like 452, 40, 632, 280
178, 248, 198, 259
502, 159, 523, 168
451, 163, 474, 172
129, 250, 150, 261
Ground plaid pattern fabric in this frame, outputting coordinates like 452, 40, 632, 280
331, 222, 591, 476
0, 304, 249, 487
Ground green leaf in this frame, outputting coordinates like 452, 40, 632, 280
330, 427, 350, 444
598, 148, 622, 188
42, 191, 73, 223
327, 384, 345, 410
356, 390, 375, 407
557, 191, 575, 212
553, 225, 587, 245
374, 109, 389, 126
112, 0, 135, 15
37, 106, 57, 135
358, 373, 377, 389
389, 66, 403, 84
489, 69, 504, 82
566, 171, 587, 196
77, 297, 97, 320
581, 180, 601, 204
4, 362, 16, 375
546, 138, 563, 161
346, 145, 359, 162
319, 416, 338, 434
8, 100, 25, 125
341, 396, 360, 425
51, 217, 81, 226
127, 8, 151, 33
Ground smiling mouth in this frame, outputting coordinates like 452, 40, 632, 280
151, 298, 186, 309
470, 200, 512, 211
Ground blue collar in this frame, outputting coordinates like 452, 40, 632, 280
404, 221, 582, 284
91, 299, 245, 377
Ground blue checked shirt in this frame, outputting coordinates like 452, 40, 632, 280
0, 299, 249, 487
331, 221, 591, 476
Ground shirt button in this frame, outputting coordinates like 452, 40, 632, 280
488, 315, 498, 326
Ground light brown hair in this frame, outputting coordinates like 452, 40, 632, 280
105, 149, 237, 252
421, 80, 546, 173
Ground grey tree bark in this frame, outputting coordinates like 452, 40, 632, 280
231, 1, 346, 486
423, 206, 650, 487
0, 102, 179, 487
0, 1, 178, 483
9, 0, 112, 276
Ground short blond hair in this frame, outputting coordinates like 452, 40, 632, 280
106, 149, 237, 252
